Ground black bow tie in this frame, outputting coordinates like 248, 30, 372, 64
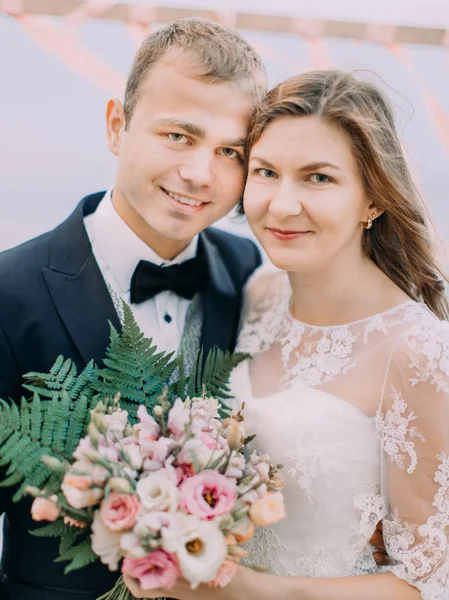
130, 254, 209, 304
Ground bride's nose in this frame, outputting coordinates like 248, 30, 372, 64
268, 181, 303, 219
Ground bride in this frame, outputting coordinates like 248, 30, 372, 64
125, 70, 449, 599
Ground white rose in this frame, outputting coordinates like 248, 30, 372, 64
136, 473, 179, 512
91, 512, 122, 571
162, 514, 227, 589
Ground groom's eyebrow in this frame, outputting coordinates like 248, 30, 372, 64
222, 135, 246, 148
155, 118, 206, 138
155, 118, 245, 147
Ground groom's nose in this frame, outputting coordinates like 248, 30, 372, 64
178, 148, 214, 188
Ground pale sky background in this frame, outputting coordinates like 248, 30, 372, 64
129, 0, 449, 27
1, 0, 449, 252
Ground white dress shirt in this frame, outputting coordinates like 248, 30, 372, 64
84, 189, 198, 356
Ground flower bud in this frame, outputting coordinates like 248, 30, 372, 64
92, 411, 107, 432
81, 448, 102, 463
228, 545, 248, 559
108, 477, 134, 494
223, 418, 246, 451
41, 455, 63, 471
25, 486, 42, 498
87, 422, 101, 445
153, 405, 163, 417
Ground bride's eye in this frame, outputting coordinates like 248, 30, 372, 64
256, 168, 278, 179
309, 173, 331, 184
168, 133, 189, 144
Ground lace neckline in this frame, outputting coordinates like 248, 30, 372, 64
286, 299, 419, 331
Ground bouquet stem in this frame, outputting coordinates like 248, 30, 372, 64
96, 575, 167, 600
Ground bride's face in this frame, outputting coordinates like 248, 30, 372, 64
244, 115, 372, 274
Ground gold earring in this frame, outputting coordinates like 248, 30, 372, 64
364, 213, 376, 230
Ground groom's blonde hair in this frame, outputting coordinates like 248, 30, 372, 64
124, 17, 267, 127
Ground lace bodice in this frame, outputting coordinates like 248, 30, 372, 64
231, 265, 449, 599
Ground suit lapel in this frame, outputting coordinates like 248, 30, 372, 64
42, 193, 121, 367
199, 231, 241, 356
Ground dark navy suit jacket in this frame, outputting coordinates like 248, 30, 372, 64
0, 192, 261, 599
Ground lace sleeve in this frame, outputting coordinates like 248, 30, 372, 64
377, 315, 449, 599
236, 263, 289, 355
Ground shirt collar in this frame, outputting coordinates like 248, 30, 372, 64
88, 188, 199, 293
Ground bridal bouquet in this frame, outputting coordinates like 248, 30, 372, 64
0, 304, 284, 600
28, 394, 284, 597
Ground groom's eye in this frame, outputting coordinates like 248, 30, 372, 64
220, 148, 242, 160
167, 133, 189, 144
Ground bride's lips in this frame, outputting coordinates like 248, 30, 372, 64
266, 227, 312, 241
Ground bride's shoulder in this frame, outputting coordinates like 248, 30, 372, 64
237, 264, 289, 353
243, 263, 289, 312
387, 302, 449, 380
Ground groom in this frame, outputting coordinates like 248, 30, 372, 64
0, 18, 266, 600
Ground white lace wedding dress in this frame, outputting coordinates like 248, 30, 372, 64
231, 266, 449, 600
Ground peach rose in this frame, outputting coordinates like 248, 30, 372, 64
61, 482, 104, 509
63, 471, 92, 491
208, 560, 238, 588
231, 516, 255, 543
100, 493, 140, 531
249, 492, 285, 527
31, 496, 60, 522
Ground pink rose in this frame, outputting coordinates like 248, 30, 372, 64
100, 493, 140, 531
122, 550, 181, 590
249, 492, 285, 527
31, 496, 60, 522
179, 471, 237, 520
167, 399, 190, 437
208, 559, 238, 588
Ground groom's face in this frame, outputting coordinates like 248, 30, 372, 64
107, 50, 254, 259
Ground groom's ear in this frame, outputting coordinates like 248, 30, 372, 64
106, 98, 125, 157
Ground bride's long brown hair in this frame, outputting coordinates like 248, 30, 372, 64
244, 70, 449, 320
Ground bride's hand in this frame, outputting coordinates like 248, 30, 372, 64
123, 572, 187, 599
123, 564, 256, 600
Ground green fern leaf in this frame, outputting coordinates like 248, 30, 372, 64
30, 520, 68, 538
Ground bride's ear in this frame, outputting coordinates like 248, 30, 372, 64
366, 200, 384, 221
106, 98, 125, 157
